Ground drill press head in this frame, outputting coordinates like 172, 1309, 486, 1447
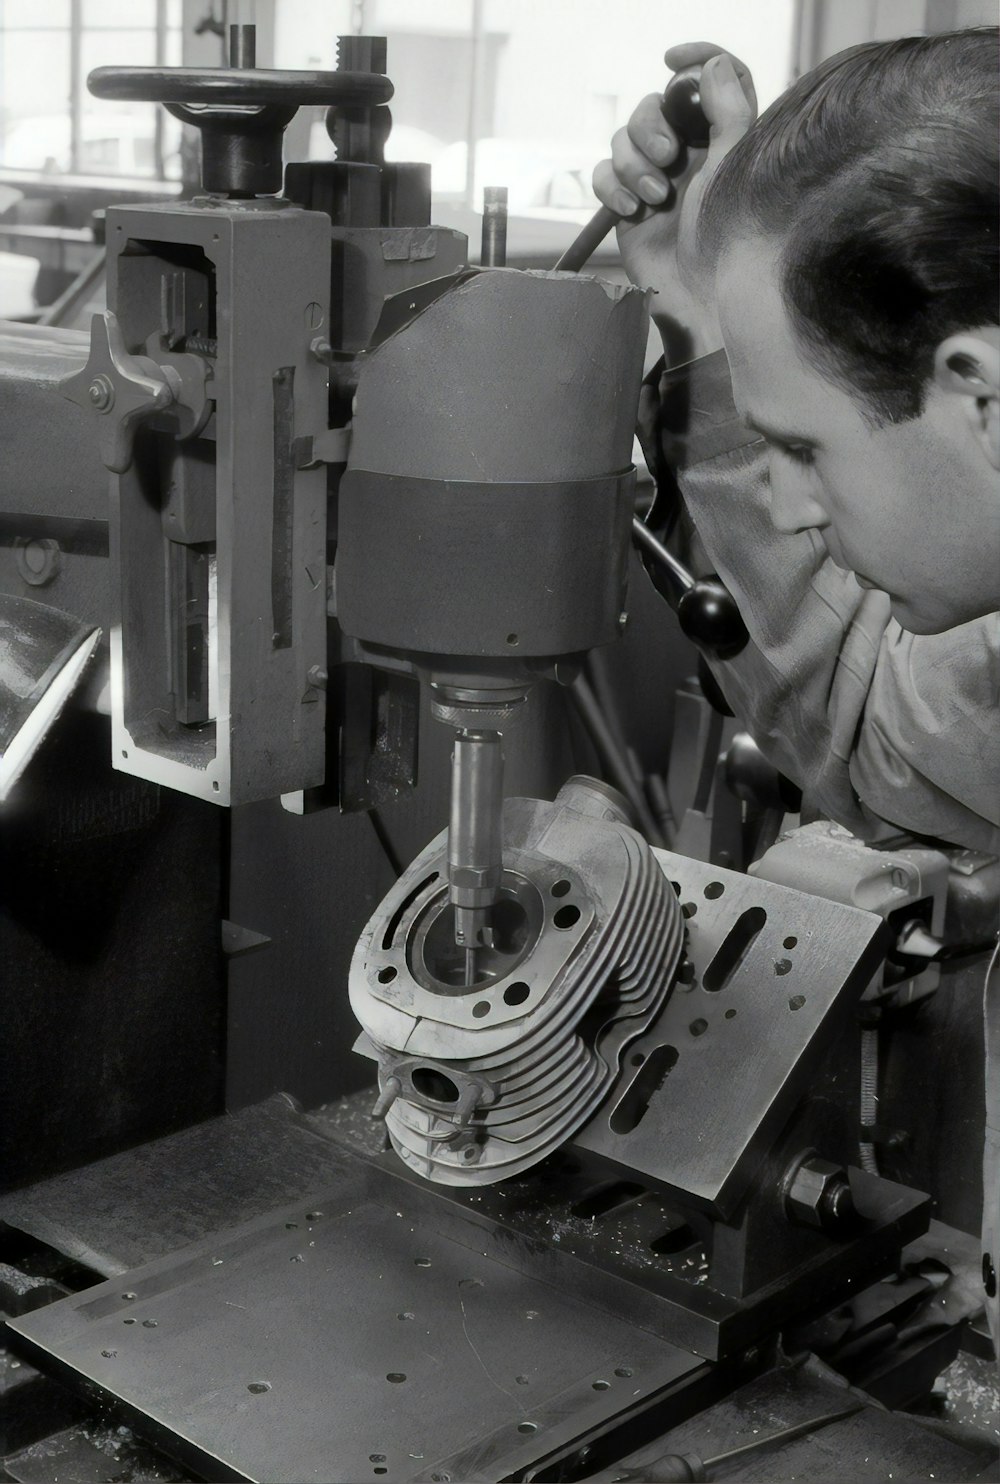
338, 267, 659, 1175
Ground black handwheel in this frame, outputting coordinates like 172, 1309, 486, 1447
88, 59, 393, 196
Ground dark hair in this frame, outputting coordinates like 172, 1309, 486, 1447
698, 28, 1000, 424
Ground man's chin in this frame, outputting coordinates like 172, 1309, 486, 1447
887, 595, 983, 636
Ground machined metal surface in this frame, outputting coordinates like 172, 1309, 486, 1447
351, 779, 684, 1184
574, 848, 889, 1219
7, 1173, 704, 1484
103, 196, 330, 805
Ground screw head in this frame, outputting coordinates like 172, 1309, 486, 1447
88, 374, 114, 411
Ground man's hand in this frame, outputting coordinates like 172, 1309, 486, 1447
593, 43, 756, 360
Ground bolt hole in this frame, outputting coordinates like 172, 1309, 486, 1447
370, 1456, 386, 1464
553, 904, 581, 930
670, 880, 681, 895
515, 1374, 530, 1385
472, 1000, 491, 1018
212, 780, 220, 792
506, 633, 519, 646
397, 1312, 415, 1321
374, 1471, 387, 1477
306, 1211, 323, 1220
121, 750, 128, 759
142, 1319, 157, 1328
774, 958, 793, 976
551, 879, 571, 898
247, 1382, 270, 1394
285, 1222, 298, 1229
783, 936, 798, 949
789, 994, 806, 1011
386, 1373, 407, 1384
414, 1257, 432, 1268
725, 1008, 737, 1020
123, 1318, 136, 1325
592, 1379, 610, 1391
503, 981, 530, 1006
689, 1019, 708, 1037
704, 881, 725, 899
517, 1422, 537, 1434
630, 1052, 644, 1066
377, 966, 397, 984
614, 1366, 633, 1378
681, 901, 697, 918
121, 1292, 136, 1301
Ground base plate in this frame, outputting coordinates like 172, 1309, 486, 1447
7, 1162, 703, 1484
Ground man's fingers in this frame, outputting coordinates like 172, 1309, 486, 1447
592, 157, 639, 217
593, 45, 756, 228
663, 40, 727, 71
610, 119, 672, 206
626, 91, 680, 168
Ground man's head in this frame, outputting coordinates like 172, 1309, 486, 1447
699, 29, 999, 633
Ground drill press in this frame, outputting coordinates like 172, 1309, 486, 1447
338, 263, 653, 982
338, 266, 694, 1177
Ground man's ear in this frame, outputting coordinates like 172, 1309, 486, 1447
934, 327, 1000, 470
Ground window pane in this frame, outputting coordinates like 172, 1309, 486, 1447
81, 0, 156, 26
0, 32, 71, 171
0, 0, 70, 28
82, 29, 156, 74
78, 101, 160, 176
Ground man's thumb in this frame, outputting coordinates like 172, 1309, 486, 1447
701, 52, 756, 164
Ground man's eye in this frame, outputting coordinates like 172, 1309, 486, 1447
775, 442, 815, 467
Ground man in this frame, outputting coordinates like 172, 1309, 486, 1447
594, 28, 998, 1346
594, 32, 999, 853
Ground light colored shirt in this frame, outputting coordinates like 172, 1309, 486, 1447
639, 350, 1000, 854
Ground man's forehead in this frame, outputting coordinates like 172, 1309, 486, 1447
716, 237, 853, 434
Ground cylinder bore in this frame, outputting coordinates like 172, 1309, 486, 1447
408, 871, 543, 992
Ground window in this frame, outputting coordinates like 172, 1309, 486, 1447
0, 0, 183, 179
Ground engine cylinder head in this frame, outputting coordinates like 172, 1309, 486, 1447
349, 778, 685, 1184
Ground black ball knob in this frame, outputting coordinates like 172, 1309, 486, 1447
660, 67, 710, 150
677, 578, 748, 659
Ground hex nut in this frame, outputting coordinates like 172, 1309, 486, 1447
783, 1154, 857, 1236
14, 537, 61, 587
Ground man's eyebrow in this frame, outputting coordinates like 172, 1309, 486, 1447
742, 411, 820, 447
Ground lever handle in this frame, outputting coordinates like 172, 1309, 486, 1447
631, 518, 748, 659
555, 66, 709, 272
60, 312, 176, 474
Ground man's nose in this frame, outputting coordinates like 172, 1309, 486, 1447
768, 459, 829, 535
